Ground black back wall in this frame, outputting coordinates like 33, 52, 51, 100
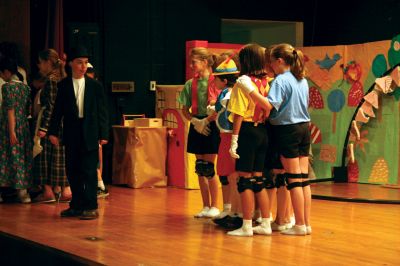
30, 0, 400, 120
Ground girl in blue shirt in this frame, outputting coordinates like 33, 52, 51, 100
239, 43, 311, 235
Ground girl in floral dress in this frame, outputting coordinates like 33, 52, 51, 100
0, 56, 32, 203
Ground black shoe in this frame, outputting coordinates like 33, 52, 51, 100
225, 216, 243, 230
60, 208, 82, 217
213, 215, 231, 226
79, 209, 99, 220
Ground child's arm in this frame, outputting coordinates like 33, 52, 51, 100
237, 75, 273, 113
230, 114, 243, 159
249, 89, 273, 114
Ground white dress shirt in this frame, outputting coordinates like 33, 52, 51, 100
73, 77, 85, 118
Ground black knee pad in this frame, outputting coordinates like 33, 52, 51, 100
287, 182, 303, 190
253, 176, 266, 193
275, 174, 287, 188
237, 176, 256, 193
219, 175, 229, 185
264, 176, 275, 189
302, 173, 309, 179
202, 161, 215, 179
203, 161, 215, 179
195, 159, 204, 176
302, 180, 310, 187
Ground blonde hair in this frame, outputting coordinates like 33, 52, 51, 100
270, 43, 306, 80
190, 47, 216, 67
38, 48, 66, 80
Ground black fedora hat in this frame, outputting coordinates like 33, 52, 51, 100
68, 46, 90, 61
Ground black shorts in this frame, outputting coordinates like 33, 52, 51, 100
236, 122, 268, 173
187, 120, 220, 155
264, 122, 283, 171
273, 122, 310, 158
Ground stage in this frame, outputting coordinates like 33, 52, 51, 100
1, 183, 400, 265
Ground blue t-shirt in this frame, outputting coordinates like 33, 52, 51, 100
267, 70, 310, 125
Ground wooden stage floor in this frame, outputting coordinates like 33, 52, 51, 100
311, 182, 400, 203
1, 183, 400, 265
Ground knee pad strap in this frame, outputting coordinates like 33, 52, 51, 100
219, 175, 229, 185
285, 173, 303, 179
302, 180, 310, 187
237, 176, 256, 193
302, 173, 309, 179
287, 182, 303, 190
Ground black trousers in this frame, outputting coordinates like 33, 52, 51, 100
65, 122, 99, 211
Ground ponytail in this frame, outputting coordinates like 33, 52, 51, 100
270, 43, 306, 80
291, 49, 306, 80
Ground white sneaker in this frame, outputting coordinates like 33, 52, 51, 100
285, 222, 293, 229
227, 226, 253, 237
281, 225, 307, 236
270, 221, 287, 231
205, 207, 220, 218
306, 225, 312, 235
17, 189, 31, 204
253, 224, 272, 235
194, 207, 210, 218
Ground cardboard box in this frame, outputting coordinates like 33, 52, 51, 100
122, 114, 145, 127
133, 118, 163, 127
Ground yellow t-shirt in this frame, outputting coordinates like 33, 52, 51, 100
227, 77, 271, 122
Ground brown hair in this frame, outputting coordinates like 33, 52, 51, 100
239, 43, 267, 79
270, 43, 306, 80
190, 47, 216, 68
38, 48, 66, 80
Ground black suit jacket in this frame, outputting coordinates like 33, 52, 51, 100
48, 76, 109, 151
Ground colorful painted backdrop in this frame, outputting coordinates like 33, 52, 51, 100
301, 35, 400, 185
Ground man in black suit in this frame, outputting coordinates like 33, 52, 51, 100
49, 46, 109, 220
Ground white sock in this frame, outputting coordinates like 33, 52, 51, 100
18, 189, 28, 196
261, 217, 271, 226
223, 203, 231, 212
98, 181, 105, 190
243, 219, 252, 228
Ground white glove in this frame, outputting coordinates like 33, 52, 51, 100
236, 75, 255, 94
191, 117, 211, 136
229, 134, 240, 159
206, 104, 216, 115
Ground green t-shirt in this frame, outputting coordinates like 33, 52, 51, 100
178, 77, 209, 116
